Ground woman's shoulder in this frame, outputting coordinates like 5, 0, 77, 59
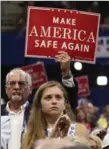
67, 123, 76, 136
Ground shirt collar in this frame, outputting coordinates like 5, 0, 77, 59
6, 100, 29, 113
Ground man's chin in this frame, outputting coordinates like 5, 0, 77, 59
11, 95, 22, 102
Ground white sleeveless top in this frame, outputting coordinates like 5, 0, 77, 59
46, 123, 76, 137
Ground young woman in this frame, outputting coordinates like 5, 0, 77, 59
22, 81, 88, 149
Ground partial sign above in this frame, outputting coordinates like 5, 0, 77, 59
21, 62, 48, 89
25, 7, 100, 63
75, 76, 90, 97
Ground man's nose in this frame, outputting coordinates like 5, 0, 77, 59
14, 82, 20, 88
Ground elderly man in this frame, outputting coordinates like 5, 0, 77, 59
1, 68, 32, 149
1, 51, 78, 149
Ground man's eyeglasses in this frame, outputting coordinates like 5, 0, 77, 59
6, 81, 28, 88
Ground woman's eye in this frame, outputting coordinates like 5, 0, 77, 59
45, 96, 51, 100
56, 95, 62, 100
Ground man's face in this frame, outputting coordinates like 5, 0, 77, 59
41, 86, 66, 116
77, 109, 86, 121
5, 71, 32, 103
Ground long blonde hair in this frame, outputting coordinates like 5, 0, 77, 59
22, 81, 75, 149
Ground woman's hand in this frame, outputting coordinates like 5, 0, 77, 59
49, 111, 71, 138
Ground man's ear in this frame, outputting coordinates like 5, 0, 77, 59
5, 87, 8, 95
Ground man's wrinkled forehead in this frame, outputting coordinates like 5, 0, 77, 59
8, 70, 27, 81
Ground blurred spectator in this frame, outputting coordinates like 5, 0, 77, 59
77, 99, 99, 130
91, 124, 108, 141
91, 127, 104, 136
85, 103, 99, 129
97, 105, 109, 129
76, 107, 92, 132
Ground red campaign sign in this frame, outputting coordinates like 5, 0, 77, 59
25, 7, 100, 64
75, 76, 90, 97
21, 62, 48, 89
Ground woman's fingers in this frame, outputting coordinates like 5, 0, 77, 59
50, 112, 71, 138
57, 114, 71, 131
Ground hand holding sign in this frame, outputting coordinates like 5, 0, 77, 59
55, 51, 71, 77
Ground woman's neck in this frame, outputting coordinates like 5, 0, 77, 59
45, 115, 59, 129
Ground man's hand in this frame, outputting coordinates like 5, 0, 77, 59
55, 51, 71, 78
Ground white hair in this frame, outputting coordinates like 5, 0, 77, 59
6, 68, 32, 85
